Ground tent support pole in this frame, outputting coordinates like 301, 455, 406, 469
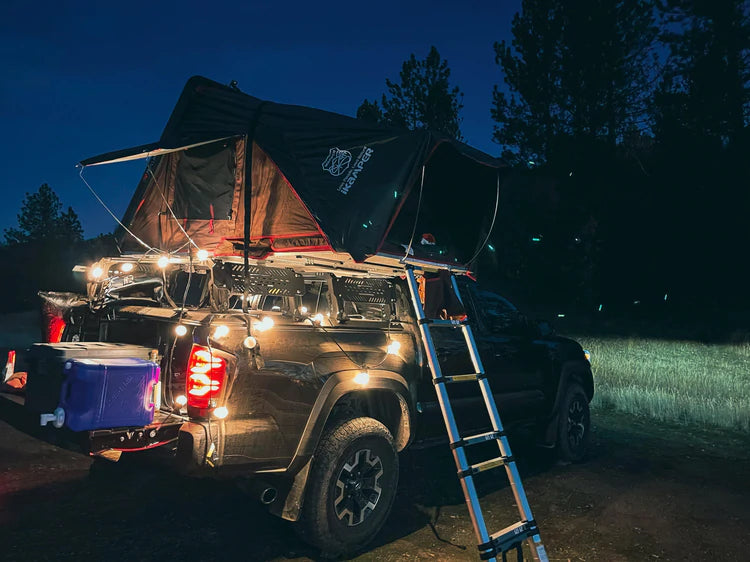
242, 102, 268, 323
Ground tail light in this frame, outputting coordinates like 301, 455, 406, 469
186, 345, 226, 411
42, 309, 66, 343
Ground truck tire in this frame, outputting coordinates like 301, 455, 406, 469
297, 417, 398, 558
556, 382, 591, 462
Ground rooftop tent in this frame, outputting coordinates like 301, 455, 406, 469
81, 76, 505, 264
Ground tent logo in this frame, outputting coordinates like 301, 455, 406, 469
337, 147, 374, 195
322, 148, 352, 177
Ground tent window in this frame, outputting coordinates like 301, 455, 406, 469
173, 140, 236, 221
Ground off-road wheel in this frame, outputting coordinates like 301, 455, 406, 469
297, 417, 398, 558
556, 382, 591, 462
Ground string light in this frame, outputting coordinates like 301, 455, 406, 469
253, 317, 274, 332
213, 325, 230, 339
90, 266, 104, 280
243, 336, 258, 349
196, 249, 209, 261
158, 255, 169, 268
299, 306, 308, 315
175, 325, 187, 337
310, 313, 325, 324
175, 395, 187, 406
353, 370, 370, 385
120, 262, 134, 273
386, 340, 401, 355
213, 406, 228, 419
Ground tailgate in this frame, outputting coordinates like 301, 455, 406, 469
0, 392, 183, 456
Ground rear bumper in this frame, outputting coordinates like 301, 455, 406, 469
1, 393, 288, 478
88, 414, 183, 455
0, 393, 184, 458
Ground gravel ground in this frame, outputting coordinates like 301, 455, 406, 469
1, 399, 748, 561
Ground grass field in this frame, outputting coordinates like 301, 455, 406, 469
574, 335, 750, 432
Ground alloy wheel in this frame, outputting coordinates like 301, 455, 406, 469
567, 398, 587, 449
333, 448, 384, 526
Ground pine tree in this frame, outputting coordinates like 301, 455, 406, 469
657, 0, 750, 145
356, 99, 384, 125
491, 1, 565, 163
57, 206, 84, 243
4, 184, 84, 245
357, 46, 464, 139
492, 0, 658, 163
4, 184, 62, 244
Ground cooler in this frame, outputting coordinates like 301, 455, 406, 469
26, 342, 153, 413
59, 358, 160, 431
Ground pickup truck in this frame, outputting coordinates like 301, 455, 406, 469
9, 257, 593, 557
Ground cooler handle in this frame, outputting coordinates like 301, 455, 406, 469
59, 361, 74, 410
144, 366, 161, 411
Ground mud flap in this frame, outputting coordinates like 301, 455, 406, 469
539, 412, 559, 448
268, 456, 313, 521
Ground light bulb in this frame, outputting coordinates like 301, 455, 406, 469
311, 313, 324, 324
158, 255, 169, 268
300, 306, 308, 315
353, 370, 370, 385
243, 336, 258, 349
196, 249, 209, 261
253, 317, 274, 332
213, 406, 228, 419
120, 262, 134, 273
90, 266, 104, 280
175, 325, 187, 337
175, 395, 187, 406
386, 340, 401, 355
213, 325, 230, 339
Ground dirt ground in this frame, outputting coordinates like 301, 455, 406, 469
1, 398, 748, 561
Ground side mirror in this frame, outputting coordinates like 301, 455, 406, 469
537, 320, 555, 337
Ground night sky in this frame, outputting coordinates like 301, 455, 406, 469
1, 0, 518, 238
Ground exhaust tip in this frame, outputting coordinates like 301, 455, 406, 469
260, 486, 277, 505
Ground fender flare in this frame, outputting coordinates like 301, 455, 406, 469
541, 359, 594, 446
270, 369, 412, 521
292, 369, 411, 467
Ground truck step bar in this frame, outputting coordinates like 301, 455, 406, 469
405, 268, 549, 562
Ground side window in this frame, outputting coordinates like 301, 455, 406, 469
341, 300, 389, 322
477, 290, 518, 333
300, 280, 330, 316
261, 295, 286, 312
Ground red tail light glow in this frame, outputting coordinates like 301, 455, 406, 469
186, 345, 226, 410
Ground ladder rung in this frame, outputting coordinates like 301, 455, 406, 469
458, 455, 514, 478
433, 373, 485, 384
450, 430, 506, 450
478, 520, 538, 560
419, 318, 467, 327
405, 268, 547, 561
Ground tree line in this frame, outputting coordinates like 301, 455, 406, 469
1, 185, 115, 312
4, 0, 747, 327
358, 0, 750, 324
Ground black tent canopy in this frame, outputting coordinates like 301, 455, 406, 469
81, 76, 505, 265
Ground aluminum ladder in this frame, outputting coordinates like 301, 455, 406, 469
405, 268, 549, 562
